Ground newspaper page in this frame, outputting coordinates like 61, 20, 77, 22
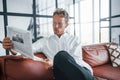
7, 26, 34, 59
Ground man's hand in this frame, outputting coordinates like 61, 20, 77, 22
43, 58, 53, 69
2, 37, 13, 50
2, 37, 17, 55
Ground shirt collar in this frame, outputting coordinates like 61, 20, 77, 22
54, 33, 67, 39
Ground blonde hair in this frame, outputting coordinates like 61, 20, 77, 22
53, 8, 69, 22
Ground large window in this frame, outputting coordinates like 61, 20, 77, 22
110, 0, 120, 45
75, 0, 110, 45
0, 0, 110, 55
79, 0, 93, 44
100, 0, 110, 43
0, 0, 75, 55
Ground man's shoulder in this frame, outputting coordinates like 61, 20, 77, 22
49, 34, 56, 38
65, 33, 78, 39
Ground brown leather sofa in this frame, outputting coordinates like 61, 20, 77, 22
0, 43, 120, 80
82, 43, 120, 80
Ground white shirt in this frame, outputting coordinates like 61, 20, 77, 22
33, 33, 93, 75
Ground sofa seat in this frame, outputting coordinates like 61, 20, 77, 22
93, 63, 120, 80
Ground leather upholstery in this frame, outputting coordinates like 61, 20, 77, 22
82, 43, 110, 67
82, 43, 120, 80
0, 43, 120, 80
0, 53, 54, 80
93, 64, 120, 80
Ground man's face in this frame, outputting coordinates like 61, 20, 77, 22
53, 14, 68, 37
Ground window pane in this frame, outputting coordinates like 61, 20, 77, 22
58, 0, 74, 17
75, 23, 80, 37
0, 16, 5, 56
111, 17, 120, 26
101, 21, 109, 27
7, 0, 32, 14
0, 44, 5, 56
94, 0, 99, 21
58, 0, 66, 8
101, 0, 109, 18
38, 18, 53, 37
111, 28, 120, 44
111, 0, 120, 16
94, 22, 100, 43
101, 28, 109, 43
8, 16, 31, 30
67, 5, 80, 36
0, 16, 5, 41
69, 4, 74, 17
68, 19, 74, 35
0, 0, 3, 12
80, 0, 93, 23
81, 23, 93, 45
58, 0, 73, 9
37, 0, 55, 15
75, 3, 79, 23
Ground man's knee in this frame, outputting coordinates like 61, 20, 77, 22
54, 50, 68, 61
54, 50, 75, 65
54, 50, 73, 66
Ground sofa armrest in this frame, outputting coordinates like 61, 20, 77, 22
0, 54, 54, 80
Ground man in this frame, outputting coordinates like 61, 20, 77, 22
2, 8, 97, 80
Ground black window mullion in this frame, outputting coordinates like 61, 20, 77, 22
33, 0, 37, 42
55, 0, 58, 8
3, 0, 7, 37
109, 0, 111, 42
3, 0, 9, 55
73, 0, 75, 36
99, 0, 101, 43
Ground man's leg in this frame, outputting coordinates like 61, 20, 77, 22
53, 51, 98, 80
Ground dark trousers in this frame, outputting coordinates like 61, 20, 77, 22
53, 51, 98, 80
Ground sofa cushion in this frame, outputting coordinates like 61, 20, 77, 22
106, 44, 120, 67
82, 43, 110, 67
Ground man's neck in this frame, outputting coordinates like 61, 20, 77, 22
56, 33, 64, 38
58, 35, 61, 38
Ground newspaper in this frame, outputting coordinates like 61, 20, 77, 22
7, 26, 44, 61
